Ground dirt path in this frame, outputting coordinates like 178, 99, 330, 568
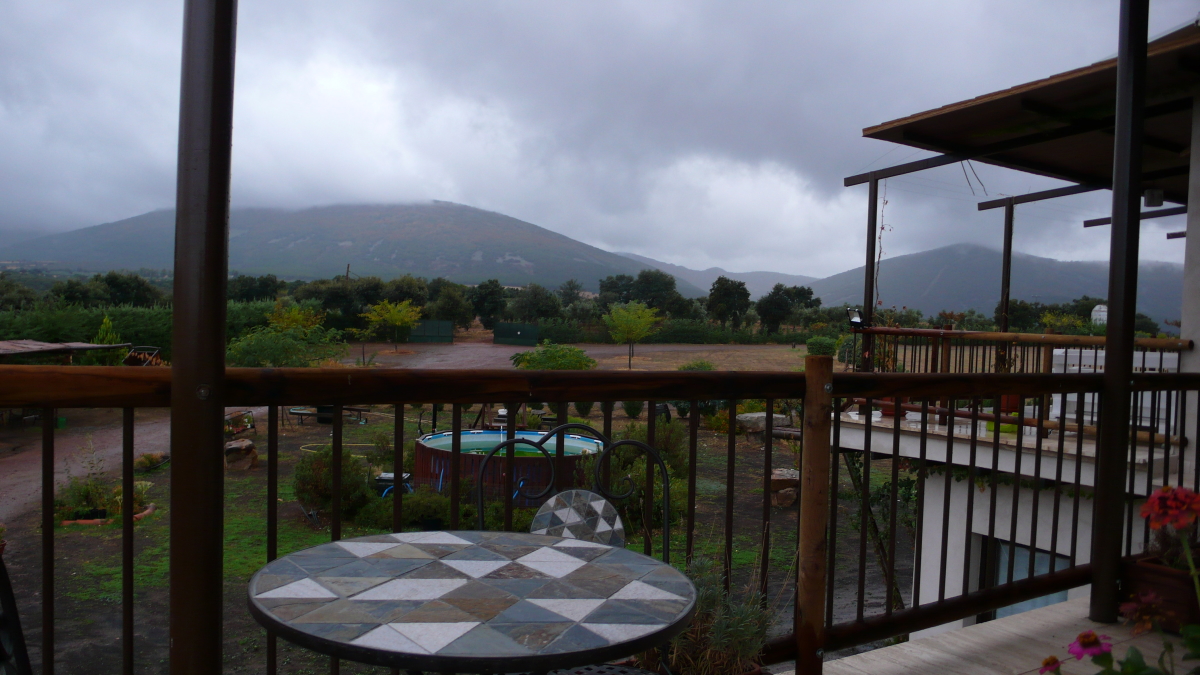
0, 406, 268, 524
350, 341, 808, 371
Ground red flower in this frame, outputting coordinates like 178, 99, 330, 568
1141, 486, 1200, 530
1039, 655, 1064, 674
1067, 630, 1112, 660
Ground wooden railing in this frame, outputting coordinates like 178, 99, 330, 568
2, 364, 1198, 673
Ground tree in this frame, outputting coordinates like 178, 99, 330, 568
469, 279, 508, 329
598, 274, 635, 305
383, 275, 429, 307
227, 274, 283, 302
630, 269, 678, 310
603, 301, 660, 369
756, 284, 793, 334
783, 285, 821, 310
427, 277, 454, 303
706, 276, 750, 328
79, 315, 125, 366
510, 340, 597, 370
95, 271, 167, 306
508, 284, 563, 322
226, 324, 346, 367
49, 278, 109, 307
0, 272, 38, 310
428, 285, 475, 329
356, 299, 422, 347
558, 279, 584, 307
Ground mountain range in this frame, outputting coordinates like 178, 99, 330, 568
0, 203, 1184, 326
0, 202, 704, 297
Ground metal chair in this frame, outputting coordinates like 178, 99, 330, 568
530, 489, 625, 547
0, 555, 32, 675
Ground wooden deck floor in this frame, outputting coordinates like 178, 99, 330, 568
776, 597, 1169, 675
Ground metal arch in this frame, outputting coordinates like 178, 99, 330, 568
475, 437, 560, 529
592, 438, 673, 564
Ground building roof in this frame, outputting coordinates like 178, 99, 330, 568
0, 340, 132, 357
860, 19, 1200, 203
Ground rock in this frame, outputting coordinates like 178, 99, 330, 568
770, 468, 800, 491
735, 412, 789, 433
771, 488, 797, 508
224, 438, 258, 470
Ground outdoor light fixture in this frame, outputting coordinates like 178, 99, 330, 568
1144, 189, 1164, 208
847, 308, 864, 327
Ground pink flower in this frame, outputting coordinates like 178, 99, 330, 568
1039, 655, 1064, 674
1067, 630, 1112, 660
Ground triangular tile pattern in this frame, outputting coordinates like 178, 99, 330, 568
249, 530, 692, 664
529, 490, 625, 546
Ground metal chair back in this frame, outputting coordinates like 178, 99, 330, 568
530, 490, 625, 547
0, 556, 32, 675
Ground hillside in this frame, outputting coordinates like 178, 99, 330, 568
807, 243, 1184, 326
0, 203, 705, 295
616, 252, 816, 298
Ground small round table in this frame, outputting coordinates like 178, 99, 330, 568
247, 531, 696, 673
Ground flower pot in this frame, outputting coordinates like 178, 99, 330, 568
877, 397, 909, 417
1121, 553, 1200, 632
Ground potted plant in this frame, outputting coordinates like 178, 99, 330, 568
1120, 486, 1200, 631
636, 557, 770, 675
1040, 485, 1200, 674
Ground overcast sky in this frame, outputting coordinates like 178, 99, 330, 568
0, 2, 1195, 278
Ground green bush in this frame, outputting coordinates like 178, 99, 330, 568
671, 360, 719, 418
293, 446, 374, 520
622, 400, 644, 419
805, 336, 838, 356
226, 324, 346, 367
573, 401, 595, 418
678, 359, 715, 371
510, 340, 597, 370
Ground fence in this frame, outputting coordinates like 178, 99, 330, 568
1, 363, 1197, 673
493, 322, 539, 346
408, 320, 454, 343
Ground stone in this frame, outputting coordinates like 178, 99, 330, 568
771, 488, 797, 508
735, 412, 789, 433
770, 468, 800, 491
223, 438, 258, 469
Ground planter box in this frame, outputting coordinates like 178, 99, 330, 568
1122, 554, 1200, 632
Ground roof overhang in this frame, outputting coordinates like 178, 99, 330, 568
860, 21, 1200, 203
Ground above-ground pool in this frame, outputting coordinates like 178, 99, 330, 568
412, 429, 603, 506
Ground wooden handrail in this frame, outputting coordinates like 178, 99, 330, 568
3, 366, 1193, 408
853, 326, 1192, 351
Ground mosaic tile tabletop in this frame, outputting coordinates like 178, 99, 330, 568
247, 531, 696, 672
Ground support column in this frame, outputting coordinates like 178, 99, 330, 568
1180, 93, 1200, 478
997, 198, 1015, 372
169, 0, 238, 672
795, 356, 834, 673
1090, 0, 1147, 623
861, 175, 878, 372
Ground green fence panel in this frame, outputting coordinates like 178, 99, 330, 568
409, 320, 454, 343
494, 322, 539, 346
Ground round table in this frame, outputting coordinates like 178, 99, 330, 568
247, 531, 696, 673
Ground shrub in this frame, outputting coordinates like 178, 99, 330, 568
678, 359, 715, 371
133, 452, 169, 471
805, 336, 838, 356
622, 400, 644, 419
616, 419, 689, 472
573, 401, 595, 418
671, 361, 719, 418
292, 445, 374, 520
226, 324, 347, 367
510, 340, 597, 370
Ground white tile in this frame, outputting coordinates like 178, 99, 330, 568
591, 500, 607, 512
554, 508, 572, 522
518, 547, 583, 563
609, 580, 685, 601
351, 578, 467, 600
255, 578, 338, 599
441, 560, 510, 578
581, 623, 664, 643
563, 509, 583, 524
518, 560, 586, 578
554, 539, 608, 549
390, 622, 478, 653
338, 542, 402, 557
351, 625, 426, 653
560, 528, 577, 539
595, 519, 613, 533
527, 598, 605, 622
391, 532, 425, 542
532, 528, 548, 535
408, 532, 473, 545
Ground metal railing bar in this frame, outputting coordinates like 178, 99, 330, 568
555, 401, 566, 493
1070, 395, 1086, 566
912, 400, 928, 606
856, 399, 871, 622
938, 400, 954, 603
1029, 397, 1046, 582
505, 402, 516, 531
961, 399, 980, 597
450, 404, 462, 529
685, 401, 699, 564
1049, 393, 1067, 570
645, 400, 656, 558
760, 398, 774, 599
1007, 397, 1024, 586
266, 405, 279, 675
885, 400, 901, 616
41, 407, 54, 675
332, 405, 343, 542
725, 401, 736, 592
983, 394, 1002, 595
393, 404, 403, 532
122, 407, 134, 675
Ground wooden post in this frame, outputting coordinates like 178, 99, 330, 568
796, 355, 834, 672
